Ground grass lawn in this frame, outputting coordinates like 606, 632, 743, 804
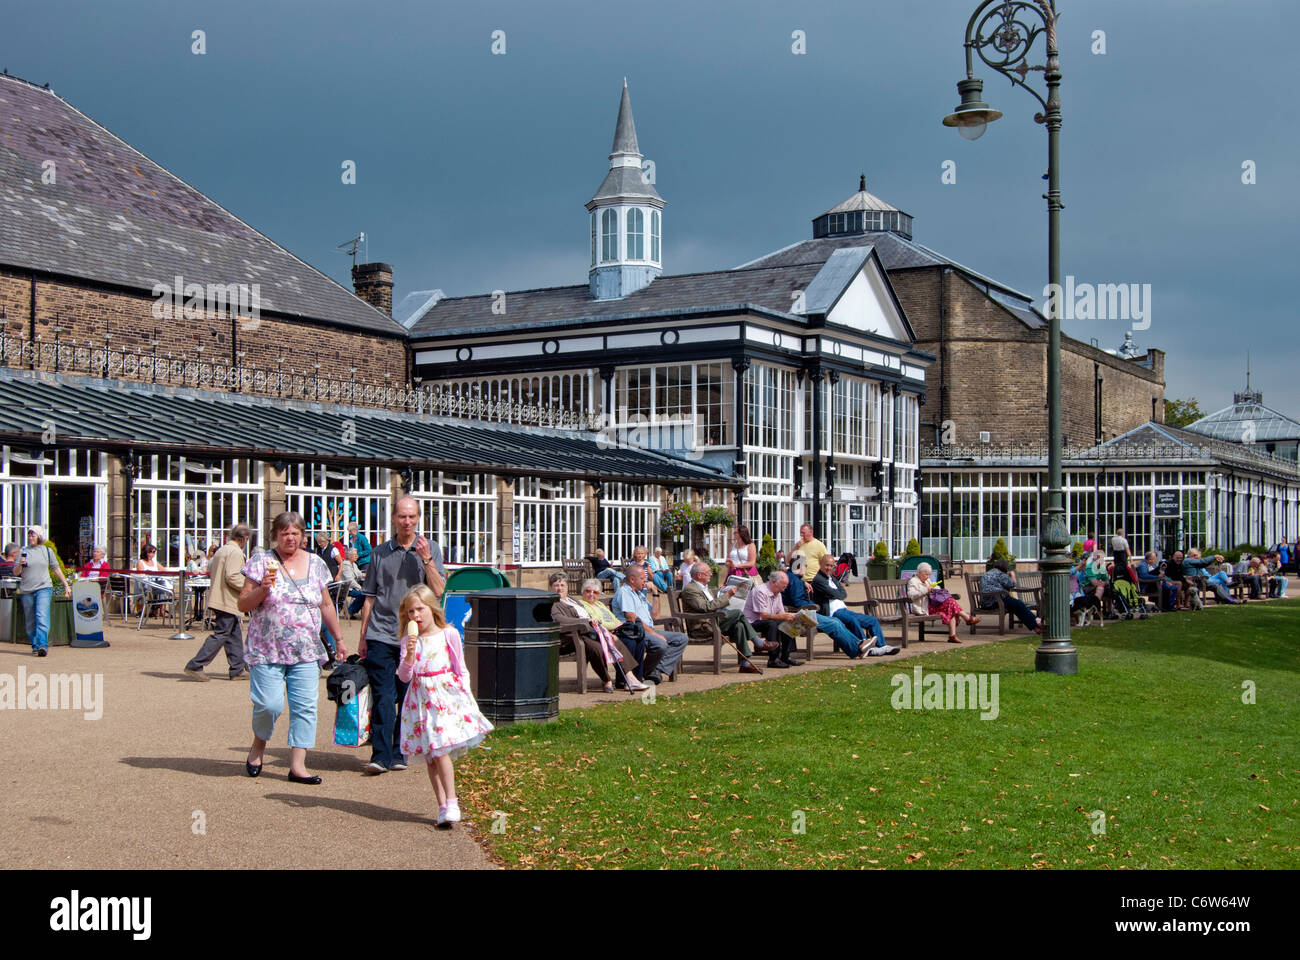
458, 602, 1299, 869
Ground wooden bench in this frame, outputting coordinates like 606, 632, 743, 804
553, 595, 683, 692
862, 578, 949, 647
964, 571, 1040, 635
563, 558, 615, 596
664, 584, 725, 674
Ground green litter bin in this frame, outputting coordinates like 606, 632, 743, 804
444, 567, 512, 592
9, 594, 76, 646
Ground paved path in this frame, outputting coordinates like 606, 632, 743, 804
7, 581, 1285, 868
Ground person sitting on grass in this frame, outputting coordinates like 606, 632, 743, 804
781, 570, 875, 659
905, 562, 980, 643
977, 558, 1042, 633
810, 552, 898, 656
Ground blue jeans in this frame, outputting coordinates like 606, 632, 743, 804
20, 587, 52, 652
364, 640, 409, 768
348, 589, 365, 615
651, 570, 672, 592
249, 661, 319, 749
815, 614, 863, 658
832, 609, 885, 646
596, 568, 625, 585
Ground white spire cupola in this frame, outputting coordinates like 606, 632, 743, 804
585, 81, 664, 300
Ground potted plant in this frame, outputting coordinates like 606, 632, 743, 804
903, 538, 921, 559
986, 537, 1016, 572
867, 540, 898, 581
757, 534, 777, 579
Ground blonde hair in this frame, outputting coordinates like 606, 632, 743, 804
398, 584, 446, 632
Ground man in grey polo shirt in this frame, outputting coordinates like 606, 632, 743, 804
357, 496, 446, 773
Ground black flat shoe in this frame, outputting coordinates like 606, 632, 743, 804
288, 772, 321, 785
245, 760, 262, 777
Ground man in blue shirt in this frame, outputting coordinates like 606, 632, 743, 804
612, 563, 686, 684
782, 572, 876, 658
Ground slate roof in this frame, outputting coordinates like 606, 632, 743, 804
738, 233, 1046, 330
1077, 422, 1300, 479
0, 368, 736, 486
1183, 395, 1300, 444
0, 74, 405, 336
409, 260, 825, 337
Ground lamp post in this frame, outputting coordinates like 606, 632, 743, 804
943, 0, 1076, 673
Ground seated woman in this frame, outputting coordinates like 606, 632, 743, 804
905, 562, 979, 643
549, 574, 647, 693
80, 546, 109, 581
135, 544, 172, 601
647, 547, 673, 593
977, 559, 1042, 633
724, 526, 758, 581
1203, 560, 1241, 604
1081, 551, 1110, 607
677, 548, 697, 591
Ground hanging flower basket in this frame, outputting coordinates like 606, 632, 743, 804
697, 507, 736, 529
660, 503, 700, 537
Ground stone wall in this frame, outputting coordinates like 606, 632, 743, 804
0, 268, 407, 403
890, 266, 1165, 447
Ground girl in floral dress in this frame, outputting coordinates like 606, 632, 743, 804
396, 585, 493, 828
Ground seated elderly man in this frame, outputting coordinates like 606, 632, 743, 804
680, 562, 767, 674
612, 562, 687, 685
779, 569, 867, 661
810, 553, 899, 656
743, 571, 804, 668
1136, 551, 1164, 606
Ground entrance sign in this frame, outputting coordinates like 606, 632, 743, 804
70, 580, 110, 647
1154, 490, 1181, 518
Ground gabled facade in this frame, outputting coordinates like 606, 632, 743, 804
409, 87, 934, 557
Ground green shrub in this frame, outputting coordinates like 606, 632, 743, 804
989, 537, 1014, 563
1070, 541, 1084, 562
903, 538, 921, 558
872, 541, 890, 561
757, 534, 777, 578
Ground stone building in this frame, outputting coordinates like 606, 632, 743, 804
0, 74, 733, 577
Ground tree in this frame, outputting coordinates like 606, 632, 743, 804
1164, 397, 1203, 428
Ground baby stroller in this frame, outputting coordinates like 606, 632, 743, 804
1110, 578, 1150, 620
833, 552, 858, 581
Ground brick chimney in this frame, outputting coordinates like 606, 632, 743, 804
351, 262, 394, 316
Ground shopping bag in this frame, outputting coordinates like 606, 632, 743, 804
333, 685, 372, 747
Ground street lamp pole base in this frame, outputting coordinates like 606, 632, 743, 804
1034, 639, 1078, 674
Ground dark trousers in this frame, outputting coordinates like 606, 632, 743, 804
1001, 596, 1038, 631
185, 611, 245, 677
364, 641, 409, 768
753, 619, 793, 664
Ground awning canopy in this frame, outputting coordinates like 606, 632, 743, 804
0, 369, 738, 487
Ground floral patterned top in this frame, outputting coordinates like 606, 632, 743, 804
242, 551, 331, 666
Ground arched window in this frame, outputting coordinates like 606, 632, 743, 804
650, 210, 660, 263
590, 213, 596, 266
601, 208, 618, 262
627, 208, 644, 260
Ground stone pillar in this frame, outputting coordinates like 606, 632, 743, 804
106, 453, 129, 569
582, 482, 598, 556
264, 463, 287, 544
496, 476, 515, 566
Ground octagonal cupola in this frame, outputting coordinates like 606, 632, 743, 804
813, 174, 913, 241
585, 81, 665, 300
